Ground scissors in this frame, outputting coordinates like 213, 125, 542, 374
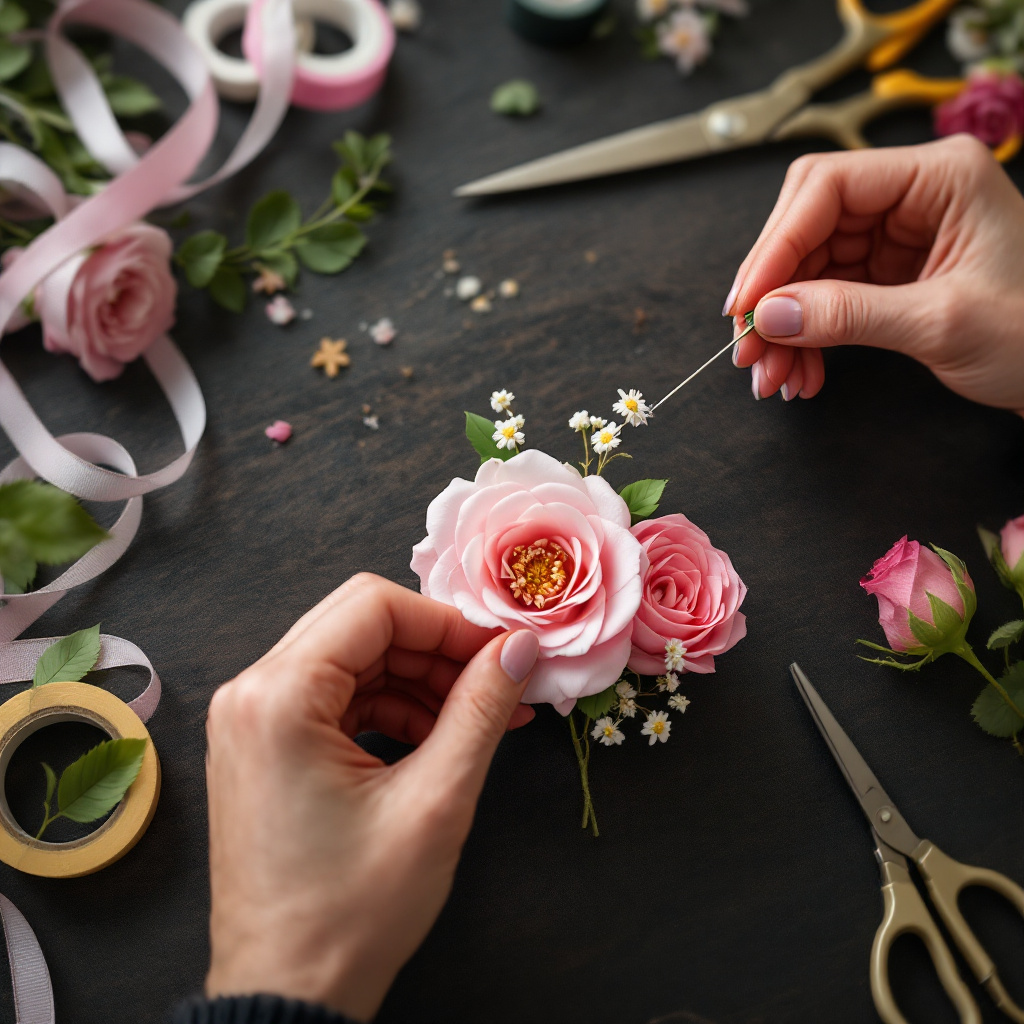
455, 0, 988, 197
791, 663, 1024, 1024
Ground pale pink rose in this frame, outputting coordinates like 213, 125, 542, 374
411, 450, 644, 713
1000, 514, 1024, 575
34, 222, 176, 382
860, 537, 973, 652
934, 70, 1024, 147
627, 514, 747, 676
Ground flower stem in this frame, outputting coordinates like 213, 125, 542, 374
568, 711, 599, 837
957, 644, 1024, 727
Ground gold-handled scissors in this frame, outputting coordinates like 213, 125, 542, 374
792, 663, 1024, 1024
455, 0, 998, 197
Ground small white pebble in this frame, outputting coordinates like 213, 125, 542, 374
498, 278, 519, 298
363, 415, 380, 430
456, 276, 482, 301
470, 295, 492, 313
443, 258, 461, 274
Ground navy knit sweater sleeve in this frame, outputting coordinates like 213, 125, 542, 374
171, 995, 364, 1024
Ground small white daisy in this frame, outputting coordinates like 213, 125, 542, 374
510, 413, 525, 429
657, 8, 711, 76
589, 415, 607, 429
615, 680, 637, 699
591, 717, 625, 746
591, 421, 621, 454
568, 410, 591, 432
641, 710, 672, 745
490, 389, 515, 414
612, 388, 652, 427
664, 639, 686, 674
492, 417, 525, 450
265, 295, 296, 325
665, 672, 680, 693
668, 694, 691, 713
618, 697, 638, 719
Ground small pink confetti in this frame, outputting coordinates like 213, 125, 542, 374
265, 420, 292, 443
266, 295, 296, 325
369, 317, 396, 345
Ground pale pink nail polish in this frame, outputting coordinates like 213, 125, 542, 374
722, 278, 740, 317
756, 296, 802, 337
731, 343, 741, 367
780, 383, 793, 402
500, 630, 540, 683
751, 362, 763, 400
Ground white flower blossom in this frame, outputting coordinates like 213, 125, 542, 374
591, 421, 621, 454
492, 417, 525, 450
490, 389, 515, 413
657, 8, 711, 75
612, 388, 652, 427
591, 717, 625, 746
665, 672, 680, 693
668, 694, 691, 713
664, 639, 686, 674
456, 276, 482, 301
589, 415, 607, 429
569, 410, 591, 432
265, 295, 296, 325
641, 710, 672, 745
618, 697, 638, 718
369, 317, 396, 345
510, 413, 525, 429
615, 680, 637, 699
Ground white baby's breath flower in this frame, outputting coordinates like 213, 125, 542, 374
569, 410, 591, 432
589, 415, 606, 429
641, 710, 672, 745
619, 697, 638, 718
492, 417, 525, 450
591, 717, 625, 746
665, 672, 680, 693
510, 413, 525, 429
668, 694, 691, 713
490, 389, 515, 413
591, 421, 621, 454
657, 8, 711, 75
664, 639, 686, 674
612, 388, 651, 427
615, 680, 637, 699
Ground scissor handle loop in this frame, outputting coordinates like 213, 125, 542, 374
871, 860, 982, 1024
840, 0, 961, 71
915, 841, 1024, 1023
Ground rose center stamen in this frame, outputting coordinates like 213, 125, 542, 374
507, 539, 571, 609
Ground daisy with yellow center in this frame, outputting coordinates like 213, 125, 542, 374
506, 538, 572, 609
641, 710, 672, 745
613, 388, 652, 427
492, 415, 525, 451
591, 717, 625, 747
591, 421, 621, 454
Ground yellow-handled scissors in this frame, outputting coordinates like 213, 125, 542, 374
455, 0, 1005, 197
792, 664, 1024, 1024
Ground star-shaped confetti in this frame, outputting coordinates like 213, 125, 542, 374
311, 337, 351, 378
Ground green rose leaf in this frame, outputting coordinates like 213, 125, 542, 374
56, 737, 147, 824
0, 520, 36, 593
102, 76, 161, 117
575, 684, 618, 721
618, 479, 668, 526
491, 79, 541, 116
33, 624, 102, 687
988, 620, 1024, 650
978, 525, 1015, 591
176, 230, 226, 288
364, 132, 392, 170
332, 131, 368, 177
294, 222, 366, 274
971, 663, 1024, 738
246, 190, 302, 250
0, 2, 27, 33
257, 251, 298, 288
331, 169, 355, 206
344, 203, 376, 223
0, 39, 32, 83
465, 411, 514, 464
208, 266, 246, 313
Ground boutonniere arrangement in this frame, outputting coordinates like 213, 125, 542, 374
411, 383, 747, 835
859, 528, 1024, 757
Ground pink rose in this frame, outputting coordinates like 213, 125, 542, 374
411, 450, 644, 713
35, 222, 177, 382
934, 70, 1024, 148
999, 514, 1024, 577
627, 514, 747, 675
860, 537, 974, 652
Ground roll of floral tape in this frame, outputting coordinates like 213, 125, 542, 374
242, 0, 395, 111
505, 0, 609, 46
184, 0, 316, 103
0, 682, 160, 878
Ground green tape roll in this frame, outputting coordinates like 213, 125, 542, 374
505, 0, 610, 46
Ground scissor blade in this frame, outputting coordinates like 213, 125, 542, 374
454, 113, 719, 197
790, 663, 921, 858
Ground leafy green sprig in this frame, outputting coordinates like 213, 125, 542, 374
176, 132, 392, 312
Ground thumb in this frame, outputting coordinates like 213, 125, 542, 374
411, 630, 539, 799
753, 279, 935, 356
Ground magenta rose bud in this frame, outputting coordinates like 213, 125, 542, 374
934, 69, 1024, 148
860, 537, 975, 654
627, 513, 747, 676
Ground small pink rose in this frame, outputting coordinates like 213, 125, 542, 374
999, 514, 1024, 577
266, 295, 296, 325
934, 70, 1024, 148
627, 513, 747, 676
369, 317, 396, 345
411, 449, 644, 713
35, 223, 177, 382
860, 537, 973, 652
265, 420, 292, 443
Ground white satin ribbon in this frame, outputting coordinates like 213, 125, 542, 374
0, 895, 54, 1024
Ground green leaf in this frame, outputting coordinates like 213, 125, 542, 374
0, 479, 108, 566
176, 230, 226, 288
744, 310, 754, 327
926, 591, 965, 640
103, 75, 161, 117
14, 52, 54, 100
907, 609, 945, 649
988, 620, 1024, 650
0, 520, 35, 593
931, 544, 977, 625
257, 251, 298, 288
344, 203, 375, 223
208, 266, 246, 313
979, 525, 1017, 591
575, 684, 618, 721
246, 190, 301, 250
364, 132, 392, 169
971, 663, 1024, 737
331, 169, 355, 206
294, 222, 365, 274
41, 761, 56, 814
332, 131, 368, 176
32, 624, 101, 687
0, 39, 31, 82
491, 79, 541, 116
465, 411, 514, 464
56, 737, 146, 823
618, 479, 668, 525
978, 525, 1001, 562
0, 2, 27, 33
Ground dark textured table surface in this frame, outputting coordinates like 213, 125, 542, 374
0, 1, 1022, 1021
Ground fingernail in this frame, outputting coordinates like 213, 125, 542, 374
780, 383, 792, 402
500, 630, 540, 683
731, 343, 740, 367
751, 362, 763, 400
722, 278, 740, 317
756, 296, 802, 337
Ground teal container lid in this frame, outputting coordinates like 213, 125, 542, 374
505, 0, 610, 46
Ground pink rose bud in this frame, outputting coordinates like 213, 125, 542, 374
999, 514, 1024, 581
861, 537, 975, 654
934, 69, 1024, 148
265, 420, 292, 443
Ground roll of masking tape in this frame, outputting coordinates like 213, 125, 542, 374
184, 0, 317, 103
0, 682, 160, 878
505, 0, 610, 46
242, 0, 395, 111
